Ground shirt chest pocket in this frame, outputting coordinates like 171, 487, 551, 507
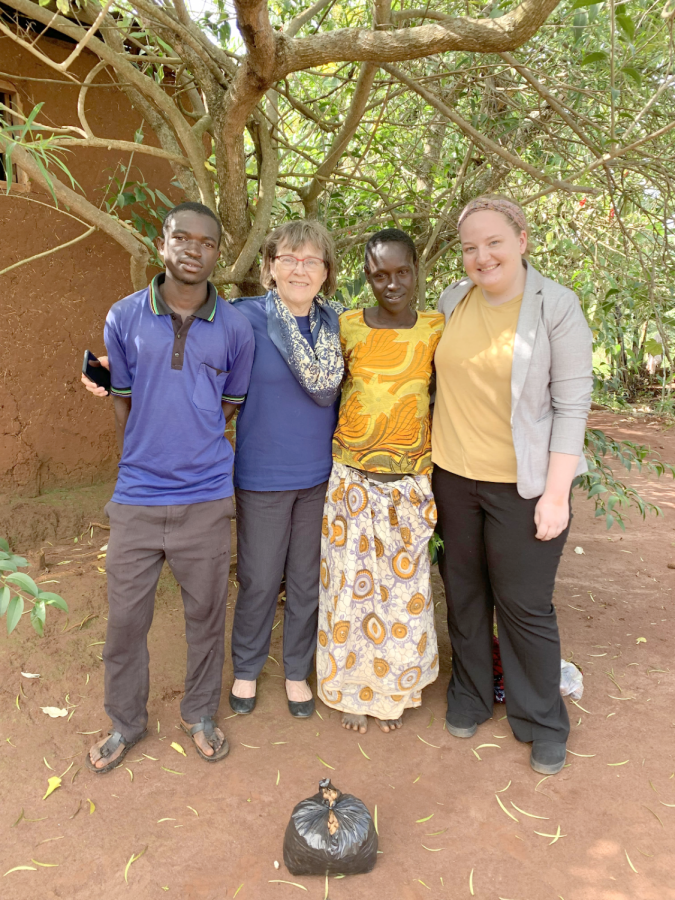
193, 363, 229, 412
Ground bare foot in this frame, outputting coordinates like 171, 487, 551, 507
231, 678, 256, 699
286, 679, 312, 702
180, 718, 226, 758
341, 713, 368, 734
376, 717, 403, 733
88, 734, 126, 770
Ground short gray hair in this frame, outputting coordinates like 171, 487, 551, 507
261, 219, 338, 297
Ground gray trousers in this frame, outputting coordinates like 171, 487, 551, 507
231, 482, 327, 682
103, 497, 234, 740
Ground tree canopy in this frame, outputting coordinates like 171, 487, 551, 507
2, 0, 675, 397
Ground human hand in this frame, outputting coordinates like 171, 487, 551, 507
534, 492, 570, 541
81, 355, 110, 397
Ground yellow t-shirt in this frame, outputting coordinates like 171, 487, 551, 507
332, 310, 445, 475
432, 286, 522, 482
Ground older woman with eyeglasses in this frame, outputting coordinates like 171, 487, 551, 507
228, 220, 343, 717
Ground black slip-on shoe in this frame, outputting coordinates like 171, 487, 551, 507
530, 740, 567, 775
229, 691, 256, 715
288, 696, 315, 718
445, 711, 478, 738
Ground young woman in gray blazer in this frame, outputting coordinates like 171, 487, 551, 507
431, 195, 593, 775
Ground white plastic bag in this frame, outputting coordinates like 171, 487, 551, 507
560, 659, 584, 700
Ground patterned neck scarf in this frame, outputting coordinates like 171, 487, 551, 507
266, 290, 345, 408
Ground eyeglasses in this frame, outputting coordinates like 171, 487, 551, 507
274, 254, 326, 273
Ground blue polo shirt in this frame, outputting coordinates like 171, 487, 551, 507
105, 274, 255, 505
232, 296, 338, 492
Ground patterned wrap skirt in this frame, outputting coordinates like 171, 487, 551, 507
316, 462, 439, 720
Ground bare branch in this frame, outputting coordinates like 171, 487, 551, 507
277, 0, 561, 75
285, 0, 336, 38
0, 225, 96, 277
0, 137, 150, 289
3, 0, 214, 206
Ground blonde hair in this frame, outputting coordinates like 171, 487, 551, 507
261, 220, 338, 297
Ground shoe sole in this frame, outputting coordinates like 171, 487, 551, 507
445, 720, 477, 738
529, 756, 565, 775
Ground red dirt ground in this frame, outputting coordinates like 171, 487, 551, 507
1, 411, 675, 900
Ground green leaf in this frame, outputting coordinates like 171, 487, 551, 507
581, 51, 609, 65
39, 592, 68, 613
645, 339, 663, 356
0, 585, 10, 617
571, 0, 604, 7
33, 599, 46, 624
5, 572, 39, 597
31, 612, 44, 637
616, 13, 635, 40
7, 595, 24, 634
0, 537, 9, 552
155, 190, 173, 208
0, 559, 18, 572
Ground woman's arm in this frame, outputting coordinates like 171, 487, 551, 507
534, 451, 580, 541
535, 290, 594, 540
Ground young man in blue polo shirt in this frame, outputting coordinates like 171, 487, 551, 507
85, 202, 254, 772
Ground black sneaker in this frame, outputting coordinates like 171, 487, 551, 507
445, 711, 477, 739
530, 740, 566, 775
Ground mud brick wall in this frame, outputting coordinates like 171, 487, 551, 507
1, 33, 175, 495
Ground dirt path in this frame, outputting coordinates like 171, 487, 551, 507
1, 412, 675, 900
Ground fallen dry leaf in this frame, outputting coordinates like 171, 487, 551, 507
42, 777, 62, 800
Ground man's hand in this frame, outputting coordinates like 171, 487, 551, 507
81, 355, 110, 397
534, 493, 570, 541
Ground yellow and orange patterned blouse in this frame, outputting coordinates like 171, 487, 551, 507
332, 310, 445, 475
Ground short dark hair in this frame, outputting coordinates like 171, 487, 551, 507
364, 228, 418, 270
162, 201, 222, 242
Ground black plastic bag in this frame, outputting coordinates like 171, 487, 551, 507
283, 779, 378, 876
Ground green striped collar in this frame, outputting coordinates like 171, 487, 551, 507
149, 273, 217, 322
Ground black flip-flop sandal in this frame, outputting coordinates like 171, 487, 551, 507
85, 729, 147, 775
180, 716, 230, 762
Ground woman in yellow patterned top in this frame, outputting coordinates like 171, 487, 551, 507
316, 229, 444, 735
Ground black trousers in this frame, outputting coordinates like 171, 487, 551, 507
231, 482, 327, 682
432, 466, 570, 744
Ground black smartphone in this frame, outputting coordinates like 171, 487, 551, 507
82, 350, 111, 393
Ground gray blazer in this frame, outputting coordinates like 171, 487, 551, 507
436, 261, 593, 499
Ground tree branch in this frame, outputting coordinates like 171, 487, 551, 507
285, 0, 336, 38
382, 63, 598, 195
0, 137, 150, 289
277, 0, 561, 75
3, 0, 214, 206
0, 226, 96, 277
299, 62, 378, 216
